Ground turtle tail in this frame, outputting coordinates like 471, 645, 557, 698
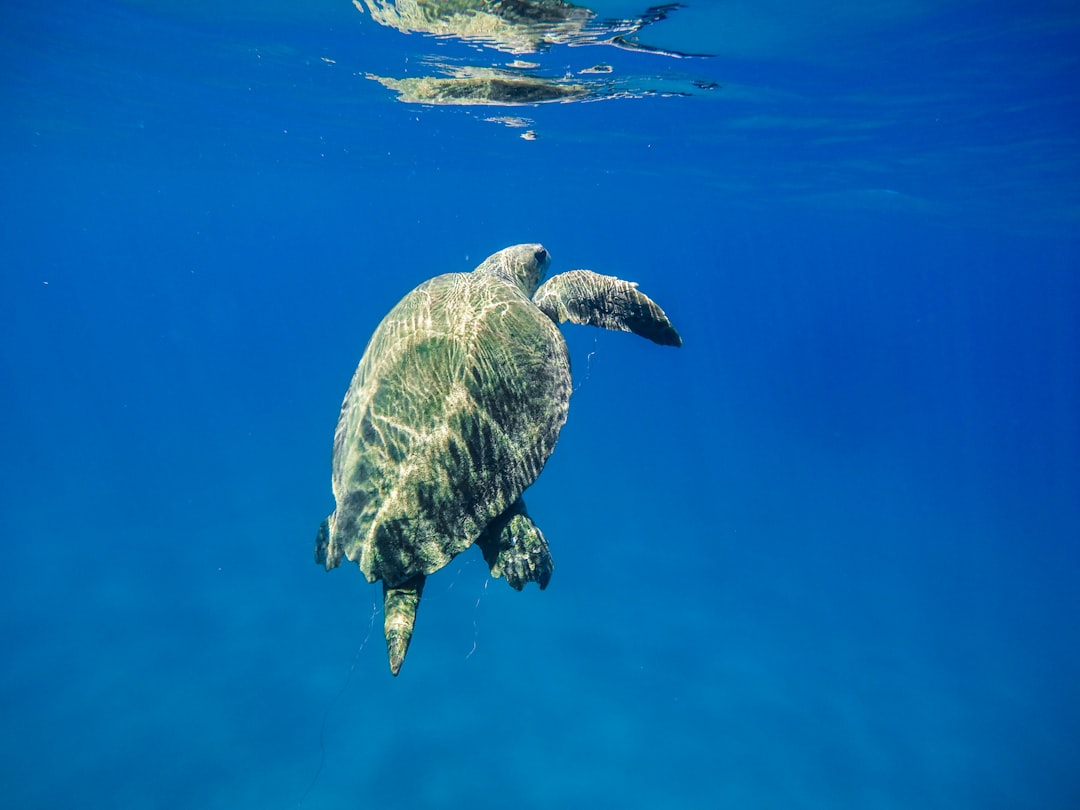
383, 574, 426, 676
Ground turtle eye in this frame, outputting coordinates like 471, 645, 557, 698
534, 248, 548, 264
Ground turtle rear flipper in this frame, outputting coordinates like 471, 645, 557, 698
383, 574, 426, 676
533, 269, 682, 347
476, 498, 553, 591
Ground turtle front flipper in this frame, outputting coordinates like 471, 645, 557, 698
476, 498, 553, 591
383, 574, 426, 676
532, 269, 682, 347
314, 516, 344, 570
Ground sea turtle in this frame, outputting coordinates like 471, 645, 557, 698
315, 244, 680, 675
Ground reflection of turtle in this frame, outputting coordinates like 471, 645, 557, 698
366, 69, 595, 105
354, 0, 697, 56
365, 64, 714, 108
315, 244, 681, 675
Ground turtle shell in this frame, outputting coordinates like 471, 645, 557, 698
321, 270, 570, 587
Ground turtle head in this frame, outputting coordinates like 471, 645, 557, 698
473, 243, 552, 297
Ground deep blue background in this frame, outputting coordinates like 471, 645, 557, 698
2, 1, 1078, 808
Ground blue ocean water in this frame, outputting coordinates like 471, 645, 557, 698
2, 1, 1078, 807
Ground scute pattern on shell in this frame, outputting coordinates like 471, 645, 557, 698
320, 270, 571, 588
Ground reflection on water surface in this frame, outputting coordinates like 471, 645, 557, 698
355, 0, 715, 118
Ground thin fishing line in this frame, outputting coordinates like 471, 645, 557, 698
295, 595, 379, 808
465, 577, 490, 661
